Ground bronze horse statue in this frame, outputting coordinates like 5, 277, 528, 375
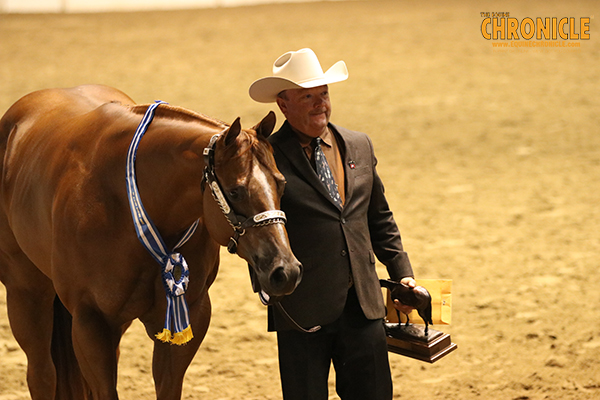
0, 85, 302, 399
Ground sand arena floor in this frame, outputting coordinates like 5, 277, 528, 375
0, 0, 599, 399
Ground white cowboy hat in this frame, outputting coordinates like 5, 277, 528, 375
249, 48, 348, 103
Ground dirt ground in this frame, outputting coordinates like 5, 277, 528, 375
1, 0, 599, 399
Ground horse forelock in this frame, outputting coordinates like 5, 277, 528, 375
216, 130, 281, 189
232, 130, 277, 170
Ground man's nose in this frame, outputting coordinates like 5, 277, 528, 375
314, 95, 326, 106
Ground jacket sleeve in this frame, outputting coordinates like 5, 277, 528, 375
365, 137, 414, 281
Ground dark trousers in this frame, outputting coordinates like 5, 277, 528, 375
276, 287, 393, 400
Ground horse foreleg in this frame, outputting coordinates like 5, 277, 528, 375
70, 307, 122, 400
4, 281, 57, 400
149, 293, 212, 400
0, 244, 60, 400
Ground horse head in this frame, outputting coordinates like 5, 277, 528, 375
203, 112, 302, 298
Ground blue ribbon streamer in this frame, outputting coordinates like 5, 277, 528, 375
126, 101, 199, 345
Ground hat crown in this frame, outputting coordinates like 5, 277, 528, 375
249, 48, 348, 103
272, 48, 325, 84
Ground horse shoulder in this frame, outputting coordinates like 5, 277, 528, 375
1, 98, 138, 271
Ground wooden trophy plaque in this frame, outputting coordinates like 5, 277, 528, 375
384, 322, 457, 363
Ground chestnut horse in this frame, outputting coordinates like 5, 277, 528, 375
0, 85, 301, 399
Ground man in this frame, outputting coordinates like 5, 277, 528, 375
248, 48, 417, 400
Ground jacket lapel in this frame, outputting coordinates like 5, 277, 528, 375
332, 124, 355, 206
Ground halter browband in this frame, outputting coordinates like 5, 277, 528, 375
202, 133, 287, 254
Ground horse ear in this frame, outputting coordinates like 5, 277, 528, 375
224, 117, 242, 146
253, 111, 276, 138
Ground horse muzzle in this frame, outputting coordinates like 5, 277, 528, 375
268, 261, 302, 296
255, 257, 302, 299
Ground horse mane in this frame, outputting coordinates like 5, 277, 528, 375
130, 103, 277, 173
128, 103, 228, 129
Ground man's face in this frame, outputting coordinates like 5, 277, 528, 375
276, 85, 331, 138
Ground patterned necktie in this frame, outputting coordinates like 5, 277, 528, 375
313, 137, 342, 207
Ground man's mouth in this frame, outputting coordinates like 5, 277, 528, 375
310, 109, 327, 117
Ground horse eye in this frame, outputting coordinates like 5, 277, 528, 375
228, 189, 239, 201
227, 187, 246, 202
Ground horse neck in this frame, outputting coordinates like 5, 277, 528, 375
130, 106, 225, 245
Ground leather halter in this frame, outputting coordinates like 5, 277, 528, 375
203, 133, 320, 334
202, 133, 287, 254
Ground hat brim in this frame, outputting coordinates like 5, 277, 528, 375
249, 60, 348, 103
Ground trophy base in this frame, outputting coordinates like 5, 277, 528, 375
385, 323, 457, 363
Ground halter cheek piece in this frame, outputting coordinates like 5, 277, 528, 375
202, 133, 287, 254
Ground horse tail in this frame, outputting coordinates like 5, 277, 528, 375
51, 296, 92, 399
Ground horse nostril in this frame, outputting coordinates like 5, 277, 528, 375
269, 266, 288, 288
267, 263, 302, 296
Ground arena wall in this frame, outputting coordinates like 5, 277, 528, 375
0, 0, 327, 13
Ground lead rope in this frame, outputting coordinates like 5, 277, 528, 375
258, 290, 321, 333
126, 101, 199, 345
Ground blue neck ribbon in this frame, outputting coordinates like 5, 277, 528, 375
126, 101, 199, 345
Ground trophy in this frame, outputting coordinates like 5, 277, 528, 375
380, 279, 457, 363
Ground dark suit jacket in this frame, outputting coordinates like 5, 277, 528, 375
263, 121, 413, 331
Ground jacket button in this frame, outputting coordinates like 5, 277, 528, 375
340, 218, 346, 224
341, 250, 347, 256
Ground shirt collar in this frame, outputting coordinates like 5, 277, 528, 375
319, 128, 334, 148
290, 124, 334, 149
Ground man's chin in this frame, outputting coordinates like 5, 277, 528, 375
310, 116, 329, 130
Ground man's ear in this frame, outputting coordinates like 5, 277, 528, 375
276, 96, 287, 117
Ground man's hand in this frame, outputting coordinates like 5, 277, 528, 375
392, 277, 417, 314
